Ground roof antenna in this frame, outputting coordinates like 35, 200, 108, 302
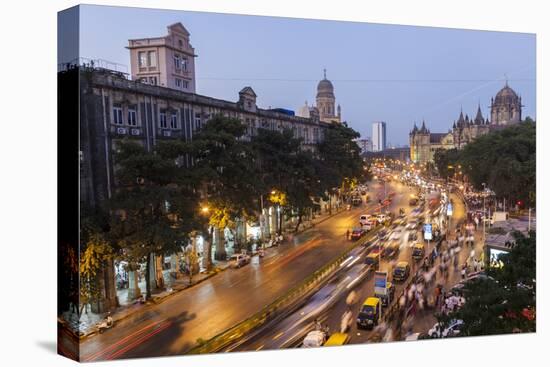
505, 73, 508, 87
323, 68, 327, 79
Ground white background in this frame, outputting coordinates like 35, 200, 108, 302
0, 0, 547, 365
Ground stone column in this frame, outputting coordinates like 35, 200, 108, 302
148, 254, 158, 291
155, 254, 165, 290
127, 270, 141, 301
214, 227, 227, 261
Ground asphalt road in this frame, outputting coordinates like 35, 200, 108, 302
80, 180, 399, 361
233, 182, 471, 351
232, 179, 419, 351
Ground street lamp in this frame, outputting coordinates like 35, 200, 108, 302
201, 206, 210, 214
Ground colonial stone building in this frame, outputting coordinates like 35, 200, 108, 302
410, 82, 523, 163
297, 69, 342, 123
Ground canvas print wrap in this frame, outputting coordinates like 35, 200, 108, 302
57, 4, 536, 362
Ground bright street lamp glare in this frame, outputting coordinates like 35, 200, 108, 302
201, 206, 209, 213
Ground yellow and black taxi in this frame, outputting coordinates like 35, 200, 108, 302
392, 261, 410, 282
356, 297, 381, 330
412, 243, 425, 261
365, 252, 379, 267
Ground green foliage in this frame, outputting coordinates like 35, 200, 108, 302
434, 121, 535, 205
79, 233, 114, 309
440, 232, 535, 335
109, 139, 202, 298
187, 114, 260, 268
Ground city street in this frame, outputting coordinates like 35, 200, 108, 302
232, 184, 480, 351
80, 180, 409, 361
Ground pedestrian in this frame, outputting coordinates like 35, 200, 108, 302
461, 264, 467, 279
346, 228, 350, 240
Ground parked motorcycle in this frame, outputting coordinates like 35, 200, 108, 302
97, 314, 114, 333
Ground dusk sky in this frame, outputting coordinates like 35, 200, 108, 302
77, 5, 536, 146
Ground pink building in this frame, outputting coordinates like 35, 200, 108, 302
127, 23, 197, 93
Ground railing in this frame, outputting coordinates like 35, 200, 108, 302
187, 231, 377, 354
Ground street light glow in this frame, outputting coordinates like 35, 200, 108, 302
201, 206, 210, 214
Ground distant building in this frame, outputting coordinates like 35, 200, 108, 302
490, 81, 522, 125
355, 138, 372, 155
409, 82, 523, 163
127, 23, 197, 93
363, 147, 410, 161
372, 121, 387, 152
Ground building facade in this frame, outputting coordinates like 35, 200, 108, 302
78, 68, 330, 210
372, 121, 387, 152
409, 83, 523, 163
127, 23, 197, 93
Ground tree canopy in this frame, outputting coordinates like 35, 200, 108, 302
439, 231, 535, 336
433, 120, 535, 206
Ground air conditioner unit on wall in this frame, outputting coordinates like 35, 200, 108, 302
163, 130, 172, 137
131, 128, 141, 136
116, 127, 127, 135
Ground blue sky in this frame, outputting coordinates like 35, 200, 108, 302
76, 5, 536, 146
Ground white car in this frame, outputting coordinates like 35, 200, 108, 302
229, 253, 251, 268
359, 214, 372, 225
303, 330, 327, 348
428, 319, 464, 338
389, 228, 403, 241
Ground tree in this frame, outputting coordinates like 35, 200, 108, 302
187, 114, 260, 268
109, 139, 200, 300
183, 245, 200, 285
433, 121, 535, 206
433, 148, 460, 180
79, 234, 114, 315
318, 123, 364, 190
438, 231, 535, 336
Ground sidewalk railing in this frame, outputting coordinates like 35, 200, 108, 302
187, 232, 375, 354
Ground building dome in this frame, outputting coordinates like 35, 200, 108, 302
296, 101, 310, 118
316, 79, 334, 98
494, 83, 519, 105
316, 69, 335, 98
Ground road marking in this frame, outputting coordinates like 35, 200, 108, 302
83, 319, 167, 362
105, 321, 172, 360
347, 257, 361, 268
273, 331, 284, 340
340, 256, 354, 267
256, 344, 265, 351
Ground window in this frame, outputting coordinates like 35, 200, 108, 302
178, 39, 183, 48
160, 111, 167, 128
194, 113, 201, 129
182, 80, 189, 89
170, 113, 178, 129
138, 52, 147, 67
174, 54, 181, 69
149, 76, 157, 85
113, 106, 123, 125
147, 51, 156, 67
181, 57, 188, 71
128, 107, 137, 126
175, 78, 182, 88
